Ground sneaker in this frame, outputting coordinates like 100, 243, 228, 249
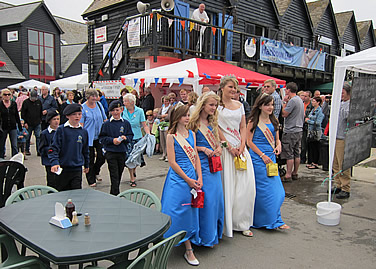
336, 191, 350, 199
25, 151, 31, 156
164, 157, 168, 162
159, 156, 165, 160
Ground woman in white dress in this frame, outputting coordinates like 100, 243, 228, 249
217, 75, 256, 237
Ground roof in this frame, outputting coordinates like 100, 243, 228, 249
61, 43, 87, 73
307, 0, 329, 29
356, 20, 372, 44
54, 16, 88, 44
0, 47, 25, 80
274, 0, 292, 16
335, 11, 354, 37
82, 0, 126, 17
0, 1, 14, 9
0, 1, 40, 27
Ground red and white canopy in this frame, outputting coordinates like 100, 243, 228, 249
121, 58, 285, 92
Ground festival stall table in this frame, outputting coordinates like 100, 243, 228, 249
0, 189, 171, 268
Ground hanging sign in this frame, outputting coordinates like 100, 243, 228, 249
7, 31, 18, 42
94, 26, 107, 44
244, 38, 256, 58
127, 18, 141, 47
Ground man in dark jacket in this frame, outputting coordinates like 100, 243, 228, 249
141, 87, 155, 114
39, 85, 57, 130
21, 90, 43, 156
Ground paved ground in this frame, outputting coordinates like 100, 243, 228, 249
5, 142, 376, 269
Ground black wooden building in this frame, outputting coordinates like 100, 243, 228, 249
0, 1, 63, 87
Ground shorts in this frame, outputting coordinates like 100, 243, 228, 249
281, 131, 303, 160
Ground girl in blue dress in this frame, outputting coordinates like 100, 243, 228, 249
247, 93, 290, 230
187, 92, 224, 247
161, 104, 202, 266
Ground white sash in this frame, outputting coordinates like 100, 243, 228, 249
257, 120, 275, 149
199, 124, 218, 150
173, 132, 197, 169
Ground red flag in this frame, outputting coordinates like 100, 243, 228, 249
140, 78, 145, 88
150, 13, 154, 19
186, 70, 194, 78
121, 77, 126, 85
212, 27, 216, 36
161, 78, 167, 87
180, 20, 185, 30
98, 69, 104, 77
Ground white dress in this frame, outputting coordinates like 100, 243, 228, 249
218, 105, 256, 237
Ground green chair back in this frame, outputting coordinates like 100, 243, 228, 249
117, 188, 161, 211
0, 161, 26, 208
5, 185, 58, 206
0, 234, 48, 268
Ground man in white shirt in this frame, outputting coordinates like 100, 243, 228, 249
190, 4, 209, 53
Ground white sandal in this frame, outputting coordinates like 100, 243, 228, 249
242, 230, 254, 237
184, 249, 199, 266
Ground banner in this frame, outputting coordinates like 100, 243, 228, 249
93, 80, 123, 99
260, 37, 326, 71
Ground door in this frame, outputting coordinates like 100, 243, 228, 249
174, 0, 190, 53
218, 14, 233, 61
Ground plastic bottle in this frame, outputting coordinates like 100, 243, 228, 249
71, 211, 79, 226
84, 213, 91, 226
65, 199, 75, 221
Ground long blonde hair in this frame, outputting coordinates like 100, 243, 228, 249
218, 75, 238, 108
187, 92, 220, 141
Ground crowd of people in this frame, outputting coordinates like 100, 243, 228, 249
0, 75, 352, 266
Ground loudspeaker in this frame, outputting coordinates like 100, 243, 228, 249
137, 1, 150, 14
161, 0, 175, 12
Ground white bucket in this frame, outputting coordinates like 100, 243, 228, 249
316, 201, 342, 226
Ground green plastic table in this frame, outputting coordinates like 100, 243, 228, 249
0, 189, 171, 268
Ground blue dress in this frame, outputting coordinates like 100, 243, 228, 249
192, 127, 224, 247
249, 123, 285, 229
161, 130, 200, 245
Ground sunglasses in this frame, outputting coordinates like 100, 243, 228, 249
263, 85, 271, 88
3, 93, 11, 96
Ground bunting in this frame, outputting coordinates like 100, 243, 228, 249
178, 77, 184, 86
168, 18, 173, 28
98, 69, 104, 77
161, 78, 167, 87
157, 13, 162, 21
150, 13, 154, 19
121, 77, 126, 85
133, 78, 138, 87
246, 82, 252, 88
140, 78, 145, 88
186, 70, 194, 78
154, 77, 159, 87
122, 21, 129, 32
189, 22, 194, 32
212, 27, 216, 36
203, 73, 211, 79
221, 29, 225, 36
180, 20, 185, 30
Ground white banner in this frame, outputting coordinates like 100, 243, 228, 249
93, 80, 123, 99
127, 18, 140, 47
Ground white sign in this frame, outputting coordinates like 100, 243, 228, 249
93, 80, 123, 99
244, 38, 256, 58
319, 36, 332, 46
7, 31, 18, 42
103, 42, 123, 69
127, 18, 140, 47
94, 26, 107, 44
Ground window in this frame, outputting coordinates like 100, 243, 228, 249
245, 23, 268, 37
286, 34, 301, 46
318, 43, 330, 53
28, 29, 55, 82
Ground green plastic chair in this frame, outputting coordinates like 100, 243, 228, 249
117, 188, 162, 211
5, 185, 58, 206
0, 234, 48, 268
84, 231, 186, 269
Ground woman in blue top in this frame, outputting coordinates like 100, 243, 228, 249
80, 89, 107, 187
122, 93, 150, 187
187, 92, 224, 247
247, 93, 289, 230
305, 96, 325, 169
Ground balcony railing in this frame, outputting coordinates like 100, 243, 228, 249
93, 11, 337, 81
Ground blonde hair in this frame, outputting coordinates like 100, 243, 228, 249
218, 75, 238, 107
187, 92, 220, 142
264, 79, 276, 88
188, 91, 199, 106
1, 89, 11, 96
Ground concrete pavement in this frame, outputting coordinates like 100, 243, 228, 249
6, 143, 376, 269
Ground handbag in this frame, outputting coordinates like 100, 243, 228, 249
234, 154, 247, 170
208, 155, 223, 173
307, 130, 322, 141
266, 162, 279, 177
191, 190, 205, 208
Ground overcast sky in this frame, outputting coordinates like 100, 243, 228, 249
4, 0, 376, 25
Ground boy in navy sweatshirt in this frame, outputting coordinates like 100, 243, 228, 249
39, 110, 60, 189
99, 100, 133, 195
49, 103, 90, 191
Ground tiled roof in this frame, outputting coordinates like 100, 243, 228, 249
335, 11, 353, 37
307, 0, 329, 29
54, 16, 88, 44
0, 1, 40, 27
61, 44, 87, 73
0, 47, 26, 80
356, 20, 372, 44
82, 0, 126, 17
274, 0, 292, 16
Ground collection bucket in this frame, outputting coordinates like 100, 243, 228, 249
316, 201, 341, 226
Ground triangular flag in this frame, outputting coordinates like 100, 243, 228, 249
180, 20, 185, 30
246, 82, 252, 88
169, 82, 174, 88
203, 73, 211, 79
189, 22, 194, 32
157, 14, 162, 21
252, 38, 256, 45
121, 77, 126, 85
186, 70, 194, 78
98, 69, 104, 77
279, 85, 284, 88
134, 78, 138, 87
154, 77, 159, 87
140, 78, 145, 88
122, 21, 129, 31
212, 27, 216, 36
221, 29, 225, 36
168, 19, 173, 28
161, 78, 167, 87
150, 13, 154, 19
178, 77, 184, 86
